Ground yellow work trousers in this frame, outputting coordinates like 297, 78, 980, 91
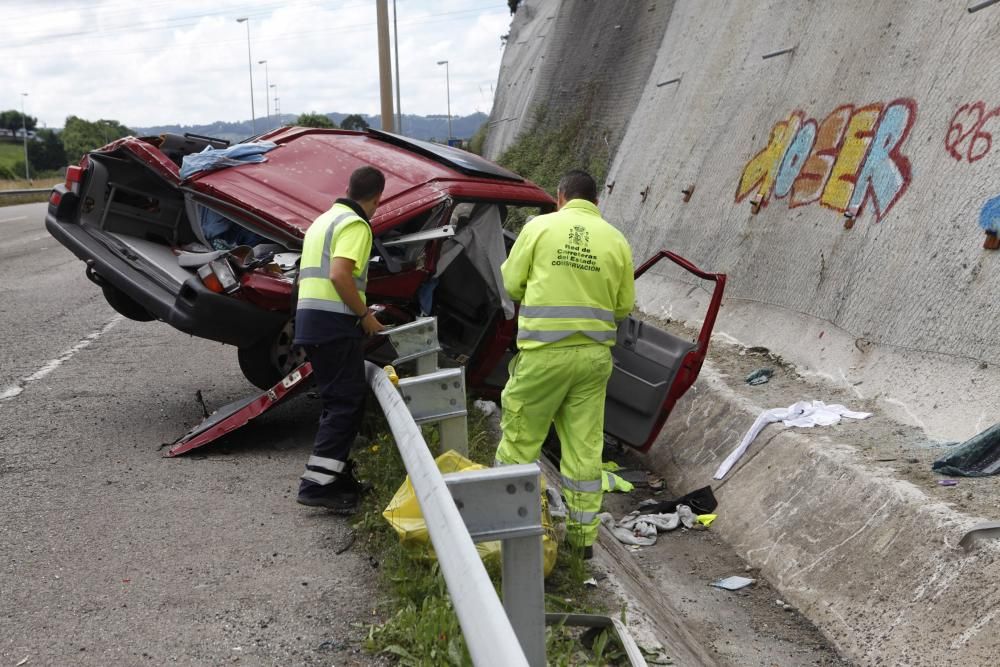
495, 345, 613, 547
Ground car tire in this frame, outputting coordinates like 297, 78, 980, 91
237, 320, 305, 389
101, 285, 155, 322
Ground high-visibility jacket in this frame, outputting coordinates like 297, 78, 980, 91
501, 199, 635, 350
297, 202, 371, 316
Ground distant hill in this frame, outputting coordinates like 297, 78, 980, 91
134, 112, 488, 145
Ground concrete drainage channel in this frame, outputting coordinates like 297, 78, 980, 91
626, 320, 1000, 666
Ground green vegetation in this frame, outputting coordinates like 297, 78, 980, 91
0, 109, 36, 136
495, 103, 611, 232
61, 116, 131, 163
296, 112, 337, 129
340, 114, 370, 131
467, 121, 488, 156
351, 398, 628, 665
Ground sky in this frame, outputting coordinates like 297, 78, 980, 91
1, 0, 513, 129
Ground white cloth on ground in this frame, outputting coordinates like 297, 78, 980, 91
713, 400, 872, 480
600, 505, 696, 547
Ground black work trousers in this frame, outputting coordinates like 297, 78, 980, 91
304, 337, 366, 467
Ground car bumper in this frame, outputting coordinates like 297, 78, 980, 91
45, 212, 287, 348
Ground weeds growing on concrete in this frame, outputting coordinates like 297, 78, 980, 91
496, 103, 611, 232
352, 399, 628, 665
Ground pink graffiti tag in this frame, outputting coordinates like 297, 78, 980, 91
945, 102, 1000, 163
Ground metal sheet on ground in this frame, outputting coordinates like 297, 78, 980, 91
167, 363, 313, 456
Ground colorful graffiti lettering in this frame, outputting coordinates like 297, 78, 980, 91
945, 102, 1000, 163
735, 99, 917, 223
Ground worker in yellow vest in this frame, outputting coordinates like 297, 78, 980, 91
295, 166, 385, 513
495, 170, 635, 557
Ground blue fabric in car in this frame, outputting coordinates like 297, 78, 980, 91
179, 141, 277, 179
199, 207, 266, 249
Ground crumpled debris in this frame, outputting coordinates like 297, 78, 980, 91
473, 399, 498, 417
638, 485, 718, 516
711, 576, 755, 591
696, 514, 717, 527
745, 368, 773, 385
932, 423, 1000, 477
600, 505, 696, 547
715, 401, 872, 479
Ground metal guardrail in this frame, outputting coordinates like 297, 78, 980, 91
369, 317, 646, 667
0, 188, 49, 196
367, 317, 546, 666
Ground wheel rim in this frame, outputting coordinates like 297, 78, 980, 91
270, 320, 305, 377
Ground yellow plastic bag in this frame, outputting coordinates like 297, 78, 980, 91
383, 450, 559, 576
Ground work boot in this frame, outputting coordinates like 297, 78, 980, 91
296, 476, 360, 514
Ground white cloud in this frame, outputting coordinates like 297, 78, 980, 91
0, 0, 513, 129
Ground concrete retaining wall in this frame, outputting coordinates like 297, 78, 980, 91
647, 360, 1000, 666
489, 0, 1000, 442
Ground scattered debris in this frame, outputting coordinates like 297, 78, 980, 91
648, 477, 665, 491
601, 505, 698, 546
744, 368, 773, 385
472, 399, 498, 417
638, 485, 717, 516
335, 532, 356, 555
695, 514, 717, 527
959, 521, 1000, 552
711, 576, 755, 591
583, 578, 598, 588
932, 423, 1000, 477
715, 400, 872, 479
16, 657, 29, 666
937, 479, 958, 487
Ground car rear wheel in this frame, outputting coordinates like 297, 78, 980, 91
237, 320, 305, 389
101, 284, 156, 322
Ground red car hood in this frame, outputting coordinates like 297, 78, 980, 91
109, 128, 554, 242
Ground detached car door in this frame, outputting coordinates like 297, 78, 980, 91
604, 251, 726, 453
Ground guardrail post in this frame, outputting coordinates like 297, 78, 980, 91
382, 317, 468, 455
444, 464, 547, 667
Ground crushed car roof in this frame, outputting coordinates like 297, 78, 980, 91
182, 127, 553, 237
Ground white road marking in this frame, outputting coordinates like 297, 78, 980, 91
0, 216, 27, 223
0, 316, 123, 402
0, 232, 49, 251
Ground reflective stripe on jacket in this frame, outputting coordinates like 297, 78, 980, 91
297, 203, 371, 316
501, 199, 635, 350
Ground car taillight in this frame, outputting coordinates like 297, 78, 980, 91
197, 259, 240, 294
65, 165, 84, 195
49, 190, 62, 206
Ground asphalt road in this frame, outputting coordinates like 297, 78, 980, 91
0, 203, 381, 665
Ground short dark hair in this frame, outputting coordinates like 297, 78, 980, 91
348, 166, 386, 202
557, 170, 597, 203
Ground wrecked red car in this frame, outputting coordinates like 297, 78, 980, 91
45, 127, 725, 454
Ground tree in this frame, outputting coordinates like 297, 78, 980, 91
27, 128, 67, 171
340, 114, 370, 131
0, 109, 37, 136
296, 112, 336, 129
61, 116, 132, 163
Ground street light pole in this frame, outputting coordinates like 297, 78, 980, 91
258, 59, 270, 129
20, 92, 29, 181
236, 17, 256, 135
270, 84, 278, 126
436, 60, 451, 142
393, 0, 402, 133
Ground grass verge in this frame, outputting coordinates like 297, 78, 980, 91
351, 397, 631, 665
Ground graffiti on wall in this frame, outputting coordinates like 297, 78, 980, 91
945, 101, 1000, 163
735, 99, 917, 223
